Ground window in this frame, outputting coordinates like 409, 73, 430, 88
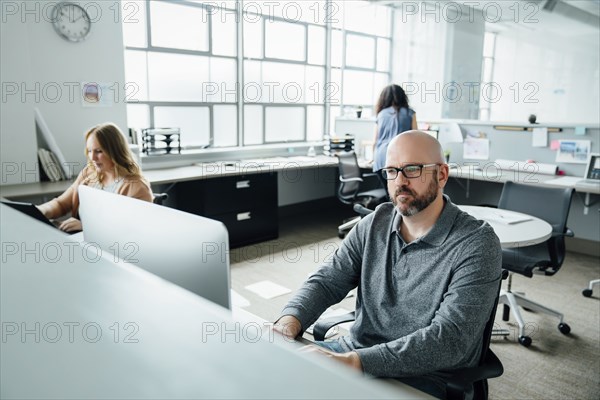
329, 1, 392, 132
122, 0, 392, 150
123, 1, 238, 149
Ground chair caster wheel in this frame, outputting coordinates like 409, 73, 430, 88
519, 336, 532, 347
558, 323, 571, 335
582, 289, 593, 297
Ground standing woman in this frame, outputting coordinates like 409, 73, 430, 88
38, 123, 153, 232
373, 84, 418, 187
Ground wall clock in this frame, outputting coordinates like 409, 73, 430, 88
52, 2, 91, 42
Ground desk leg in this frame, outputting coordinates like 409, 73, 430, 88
466, 178, 470, 199
584, 192, 590, 215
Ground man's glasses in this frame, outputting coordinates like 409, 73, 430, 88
380, 164, 440, 180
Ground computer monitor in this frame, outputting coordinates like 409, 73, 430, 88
78, 185, 231, 309
584, 153, 600, 181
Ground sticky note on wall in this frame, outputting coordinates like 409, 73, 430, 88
575, 126, 586, 135
550, 140, 560, 150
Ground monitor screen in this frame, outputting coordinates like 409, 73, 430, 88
586, 154, 600, 180
78, 186, 231, 309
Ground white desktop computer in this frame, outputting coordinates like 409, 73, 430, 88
78, 185, 231, 309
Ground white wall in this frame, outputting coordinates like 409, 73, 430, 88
1, 1, 127, 185
392, 13, 447, 120
490, 17, 600, 124
391, 5, 484, 121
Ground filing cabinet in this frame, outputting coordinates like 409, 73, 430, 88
175, 172, 278, 248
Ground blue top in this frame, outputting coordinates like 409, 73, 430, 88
281, 196, 502, 378
373, 106, 415, 171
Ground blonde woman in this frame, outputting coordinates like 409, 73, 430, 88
38, 123, 153, 232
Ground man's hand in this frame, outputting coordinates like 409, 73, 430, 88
58, 217, 82, 232
300, 345, 363, 371
273, 315, 302, 340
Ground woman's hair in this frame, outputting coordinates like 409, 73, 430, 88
375, 84, 410, 115
84, 123, 143, 183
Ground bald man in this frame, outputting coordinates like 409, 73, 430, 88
276, 131, 502, 398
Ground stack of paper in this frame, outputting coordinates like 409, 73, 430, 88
38, 148, 67, 182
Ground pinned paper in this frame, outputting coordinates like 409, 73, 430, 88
463, 138, 490, 160
575, 126, 586, 136
555, 140, 591, 164
550, 140, 560, 150
532, 127, 548, 147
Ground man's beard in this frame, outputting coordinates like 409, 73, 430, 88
391, 175, 439, 216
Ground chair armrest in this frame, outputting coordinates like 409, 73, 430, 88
339, 176, 363, 183
353, 204, 374, 216
361, 172, 379, 178
441, 350, 504, 400
313, 311, 356, 341
552, 227, 574, 238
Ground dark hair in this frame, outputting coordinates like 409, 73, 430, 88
375, 84, 410, 115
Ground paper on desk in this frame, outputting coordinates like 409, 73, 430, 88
245, 280, 291, 299
544, 177, 582, 186
484, 210, 532, 225
532, 127, 548, 147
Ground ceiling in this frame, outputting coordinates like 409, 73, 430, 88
370, 0, 600, 36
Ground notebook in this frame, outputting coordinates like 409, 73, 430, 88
578, 153, 600, 188
0, 200, 81, 234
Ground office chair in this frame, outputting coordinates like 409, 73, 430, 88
582, 279, 600, 297
313, 284, 504, 400
335, 151, 387, 238
152, 193, 169, 206
497, 181, 574, 347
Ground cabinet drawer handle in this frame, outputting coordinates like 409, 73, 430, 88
236, 180, 251, 189
237, 212, 251, 221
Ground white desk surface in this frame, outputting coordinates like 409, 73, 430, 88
449, 165, 600, 194
2, 156, 597, 199
0, 155, 339, 198
1, 205, 428, 399
458, 205, 552, 248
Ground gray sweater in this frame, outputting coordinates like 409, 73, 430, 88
281, 196, 502, 377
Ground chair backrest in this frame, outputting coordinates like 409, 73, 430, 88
335, 151, 363, 204
442, 280, 503, 400
498, 181, 574, 268
479, 282, 501, 366
152, 192, 169, 205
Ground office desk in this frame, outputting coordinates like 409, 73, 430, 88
448, 167, 599, 247
0, 156, 341, 248
449, 166, 600, 195
0, 155, 346, 199
1, 205, 428, 399
458, 205, 552, 248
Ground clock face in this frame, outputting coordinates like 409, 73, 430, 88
52, 2, 91, 42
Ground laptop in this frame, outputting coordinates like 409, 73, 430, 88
0, 200, 81, 234
577, 153, 600, 188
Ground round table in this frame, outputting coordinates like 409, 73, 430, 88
458, 205, 552, 249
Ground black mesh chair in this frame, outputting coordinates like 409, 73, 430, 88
335, 151, 387, 238
152, 193, 169, 205
313, 283, 504, 400
497, 181, 574, 347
